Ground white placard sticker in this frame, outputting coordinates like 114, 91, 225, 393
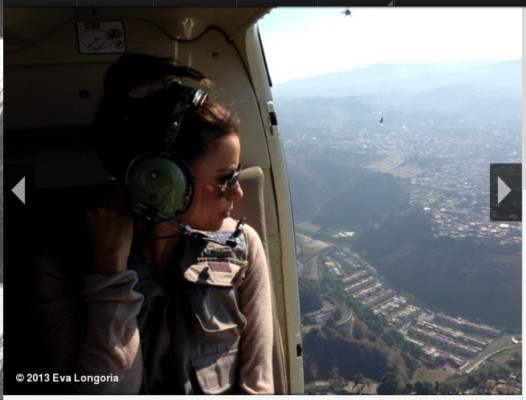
76, 20, 126, 54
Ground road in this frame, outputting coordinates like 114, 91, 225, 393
460, 335, 521, 373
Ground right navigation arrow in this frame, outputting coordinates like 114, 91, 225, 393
497, 176, 511, 205
490, 163, 521, 221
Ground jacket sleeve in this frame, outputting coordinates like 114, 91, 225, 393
236, 225, 275, 394
32, 253, 144, 394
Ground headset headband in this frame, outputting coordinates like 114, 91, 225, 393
164, 82, 208, 149
164, 82, 209, 151
125, 78, 208, 152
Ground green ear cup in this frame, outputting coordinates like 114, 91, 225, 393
127, 155, 191, 217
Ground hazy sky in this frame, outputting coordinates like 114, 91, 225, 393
258, 8, 522, 84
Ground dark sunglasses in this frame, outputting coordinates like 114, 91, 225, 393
197, 163, 243, 199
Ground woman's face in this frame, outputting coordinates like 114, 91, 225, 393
180, 133, 243, 231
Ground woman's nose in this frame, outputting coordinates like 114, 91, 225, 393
226, 181, 243, 201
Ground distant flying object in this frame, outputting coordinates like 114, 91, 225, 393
342, 9, 351, 17
379, 117, 384, 124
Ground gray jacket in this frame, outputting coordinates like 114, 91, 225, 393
33, 218, 274, 394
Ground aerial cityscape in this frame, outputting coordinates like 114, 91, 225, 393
296, 234, 521, 395
274, 60, 522, 394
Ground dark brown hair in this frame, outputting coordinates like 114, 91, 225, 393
176, 99, 238, 166
91, 53, 238, 181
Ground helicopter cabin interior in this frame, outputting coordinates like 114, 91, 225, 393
3, 6, 304, 394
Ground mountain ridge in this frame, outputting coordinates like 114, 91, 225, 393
271, 59, 521, 98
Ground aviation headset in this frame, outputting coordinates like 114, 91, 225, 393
125, 81, 208, 222
123, 80, 246, 248
92, 55, 244, 246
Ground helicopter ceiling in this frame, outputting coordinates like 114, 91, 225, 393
4, 7, 271, 52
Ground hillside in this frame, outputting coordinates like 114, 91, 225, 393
276, 58, 521, 395
276, 60, 521, 330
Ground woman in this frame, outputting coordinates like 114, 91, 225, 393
33, 54, 274, 394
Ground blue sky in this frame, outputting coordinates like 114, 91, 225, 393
258, 8, 522, 84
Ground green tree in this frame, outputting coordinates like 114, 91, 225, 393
325, 316, 338, 329
437, 380, 458, 395
353, 324, 364, 340
381, 332, 395, 346
354, 374, 365, 384
403, 383, 414, 394
414, 380, 434, 395
299, 278, 323, 313
377, 372, 400, 395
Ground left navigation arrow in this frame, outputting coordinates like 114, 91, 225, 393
12, 177, 26, 204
